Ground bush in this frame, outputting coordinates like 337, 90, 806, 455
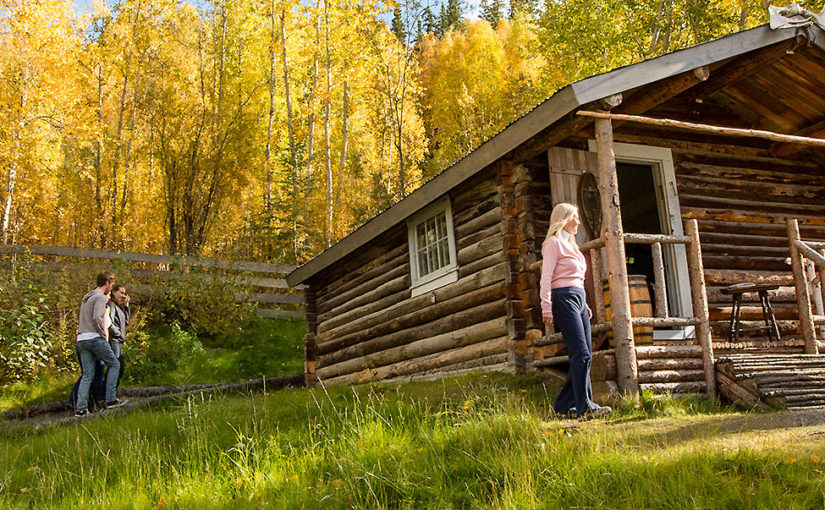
146, 262, 258, 338
0, 300, 53, 383
127, 322, 205, 382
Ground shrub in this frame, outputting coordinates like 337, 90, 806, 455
126, 322, 205, 382
146, 262, 258, 338
0, 300, 53, 383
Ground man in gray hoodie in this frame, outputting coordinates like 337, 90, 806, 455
75, 271, 125, 416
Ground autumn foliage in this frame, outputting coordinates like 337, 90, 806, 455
0, 0, 766, 264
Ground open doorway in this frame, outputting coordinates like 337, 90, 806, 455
589, 141, 694, 339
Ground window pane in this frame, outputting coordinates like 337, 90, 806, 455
427, 244, 435, 274
439, 239, 449, 267
417, 223, 426, 249
427, 218, 436, 246
438, 213, 448, 241
418, 250, 428, 277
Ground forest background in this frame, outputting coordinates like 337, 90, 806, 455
0, 0, 776, 265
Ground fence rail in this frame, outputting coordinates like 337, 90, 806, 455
0, 244, 303, 320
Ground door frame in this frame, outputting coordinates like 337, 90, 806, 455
588, 140, 694, 333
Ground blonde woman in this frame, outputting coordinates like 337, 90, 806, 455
540, 203, 611, 419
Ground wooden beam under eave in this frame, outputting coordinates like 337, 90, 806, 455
509, 94, 623, 164
772, 119, 825, 157
690, 40, 796, 100
615, 66, 710, 118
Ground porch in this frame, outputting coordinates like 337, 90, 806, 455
526, 111, 825, 409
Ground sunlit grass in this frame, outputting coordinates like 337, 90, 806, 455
2, 373, 823, 508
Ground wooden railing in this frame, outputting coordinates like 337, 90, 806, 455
787, 219, 823, 354
527, 219, 715, 396
0, 244, 303, 320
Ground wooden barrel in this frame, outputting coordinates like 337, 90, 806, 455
603, 275, 654, 346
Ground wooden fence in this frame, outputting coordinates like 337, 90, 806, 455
0, 244, 303, 320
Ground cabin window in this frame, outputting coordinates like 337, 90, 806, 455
407, 198, 459, 296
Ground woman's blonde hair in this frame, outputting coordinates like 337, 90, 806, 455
543, 203, 578, 246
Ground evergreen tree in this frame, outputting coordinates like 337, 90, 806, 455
437, 0, 462, 35
423, 5, 437, 34
480, 0, 503, 27
392, 5, 405, 41
508, 0, 536, 19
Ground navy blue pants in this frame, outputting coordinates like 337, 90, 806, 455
552, 286, 597, 417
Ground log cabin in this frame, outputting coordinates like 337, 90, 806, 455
286, 22, 825, 409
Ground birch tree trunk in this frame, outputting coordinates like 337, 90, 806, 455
323, 0, 333, 248
281, 5, 300, 263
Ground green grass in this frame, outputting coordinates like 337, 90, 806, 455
0, 318, 306, 412
2, 373, 824, 508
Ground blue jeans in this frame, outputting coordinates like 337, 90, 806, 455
76, 337, 120, 411
552, 286, 597, 417
109, 340, 124, 390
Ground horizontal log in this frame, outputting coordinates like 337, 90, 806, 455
704, 270, 793, 286
457, 233, 503, 266
639, 381, 707, 393
579, 110, 825, 148
459, 253, 504, 279
578, 237, 606, 251
635, 345, 703, 358
319, 318, 509, 382
414, 354, 509, 379
707, 286, 795, 304
709, 304, 797, 321
638, 369, 705, 383
624, 233, 691, 245
683, 206, 825, 226
535, 322, 612, 347
637, 358, 704, 371
455, 206, 501, 239
317, 263, 506, 341
631, 317, 700, 327
702, 244, 789, 257
702, 255, 790, 271
316, 309, 508, 378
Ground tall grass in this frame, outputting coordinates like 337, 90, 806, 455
2, 373, 823, 508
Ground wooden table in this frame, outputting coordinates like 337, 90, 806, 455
720, 283, 782, 343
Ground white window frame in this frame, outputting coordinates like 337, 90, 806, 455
588, 140, 694, 336
407, 197, 459, 297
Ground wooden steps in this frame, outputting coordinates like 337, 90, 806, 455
716, 354, 825, 410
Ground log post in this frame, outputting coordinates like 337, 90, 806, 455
591, 248, 606, 324
595, 117, 638, 398
685, 219, 716, 398
652, 241, 668, 318
303, 285, 319, 387
788, 219, 818, 354
498, 160, 530, 372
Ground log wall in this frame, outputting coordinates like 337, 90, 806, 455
305, 166, 510, 385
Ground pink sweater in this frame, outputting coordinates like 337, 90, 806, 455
540, 235, 587, 316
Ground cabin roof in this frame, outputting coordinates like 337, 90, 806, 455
286, 24, 825, 287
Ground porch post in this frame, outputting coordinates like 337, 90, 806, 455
788, 219, 819, 354
594, 117, 639, 398
685, 219, 716, 397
